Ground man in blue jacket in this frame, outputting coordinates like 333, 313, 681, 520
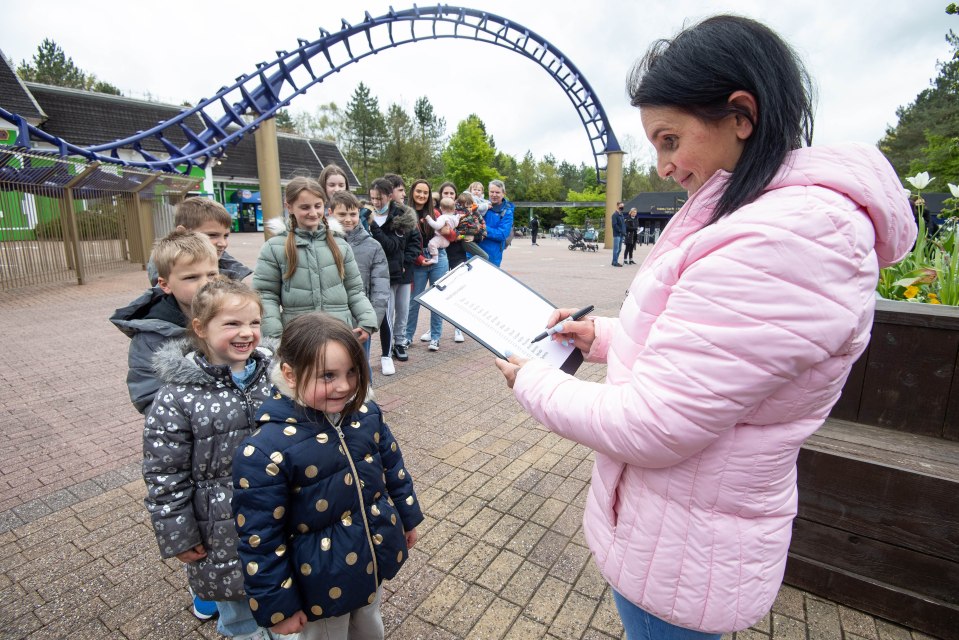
611, 201, 626, 267
478, 179, 514, 267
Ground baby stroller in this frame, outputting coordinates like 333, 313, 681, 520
566, 227, 598, 252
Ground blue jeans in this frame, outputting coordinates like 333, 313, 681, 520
612, 234, 623, 265
612, 590, 722, 640
406, 249, 448, 342
216, 599, 259, 637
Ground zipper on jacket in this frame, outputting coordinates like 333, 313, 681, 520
330, 417, 379, 586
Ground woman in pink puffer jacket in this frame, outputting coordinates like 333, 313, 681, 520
497, 15, 916, 639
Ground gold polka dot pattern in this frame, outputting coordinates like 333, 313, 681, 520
243, 445, 255, 456
301, 563, 312, 575
239, 478, 249, 489
315, 499, 328, 512
311, 605, 323, 615
249, 534, 261, 547
345, 551, 358, 565
271, 612, 284, 624
329, 587, 342, 599
273, 506, 285, 519
246, 561, 258, 575
283, 425, 297, 436
321, 537, 331, 551
275, 544, 286, 557
305, 465, 318, 478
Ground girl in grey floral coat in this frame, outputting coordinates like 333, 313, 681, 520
143, 279, 276, 640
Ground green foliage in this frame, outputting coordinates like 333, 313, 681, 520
878, 177, 959, 305
343, 83, 387, 189
562, 187, 606, 227
879, 30, 959, 184
17, 38, 121, 95
274, 109, 297, 133
441, 115, 501, 191
33, 209, 122, 240
291, 102, 345, 141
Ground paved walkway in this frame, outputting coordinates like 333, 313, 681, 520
0, 233, 936, 639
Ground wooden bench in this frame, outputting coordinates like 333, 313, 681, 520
784, 301, 959, 639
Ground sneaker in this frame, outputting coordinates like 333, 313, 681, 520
420, 331, 431, 342
392, 343, 408, 361
189, 587, 218, 621
428, 339, 440, 352
381, 357, 396, 375
366, 385, 376, 402
454, 329, 465, 343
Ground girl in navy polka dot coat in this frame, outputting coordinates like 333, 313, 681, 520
233, 312, 423, 638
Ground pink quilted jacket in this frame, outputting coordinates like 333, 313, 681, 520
513, 143, 915, 633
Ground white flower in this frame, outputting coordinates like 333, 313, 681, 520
906, 172, 934, 190
948, 183, 959, 198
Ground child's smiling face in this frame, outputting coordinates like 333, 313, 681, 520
282, 341, 358, 414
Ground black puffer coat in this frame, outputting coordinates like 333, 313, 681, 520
142, 338, 275, 601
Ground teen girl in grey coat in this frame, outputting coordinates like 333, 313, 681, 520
142, 337, 276, 601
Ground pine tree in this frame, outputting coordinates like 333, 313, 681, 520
343, 83, 386, 189
441, 115, 501, 193
17, 39, 121, 95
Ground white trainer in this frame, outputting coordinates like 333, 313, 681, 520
428, 339, 440, 352
380, 357, 395, 375
420, 331, 431, 342
454, 329, 465, 343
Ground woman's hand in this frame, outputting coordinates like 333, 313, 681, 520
353, 327, 370, 344
175, 544, 207, 563
547, 308, 596, 353
272, 610, 307, 634
495, 352, 530, 389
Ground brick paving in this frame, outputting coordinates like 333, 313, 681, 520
0, 232, 937, 639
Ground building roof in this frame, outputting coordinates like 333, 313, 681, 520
25, 82, 205, 155
0, 51, 46, 122
1, 74, 356, 186
624, 191, 687, 216
214, 131, 359, 187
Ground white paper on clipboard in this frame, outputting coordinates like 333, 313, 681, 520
414, 257, 584, 375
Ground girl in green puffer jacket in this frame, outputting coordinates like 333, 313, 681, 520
253, 177, 377, 342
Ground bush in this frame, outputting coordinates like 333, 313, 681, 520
33, 209, 122, 240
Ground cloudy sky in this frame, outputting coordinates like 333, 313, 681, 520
1, 1, 954, 173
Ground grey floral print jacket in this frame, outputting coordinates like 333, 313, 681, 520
142, 337, 276, 601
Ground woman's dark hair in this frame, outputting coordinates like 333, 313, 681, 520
627, 15, 814, 223
277, 312, 369, 414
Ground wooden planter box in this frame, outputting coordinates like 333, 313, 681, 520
785, 300, 959, 639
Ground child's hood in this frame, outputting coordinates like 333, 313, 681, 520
265, 216, 346, 239
390, 204, 418, 235
109, 288, 186, 339
152, 337, 278, 385
345, 223, 373, 245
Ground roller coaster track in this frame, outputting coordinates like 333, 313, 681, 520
0, 5, 620, 181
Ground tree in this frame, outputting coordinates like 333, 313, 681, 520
17, 38, 121, 95
562, 186, 607, 227
381, 103, 419, 176
441, 115, 501, 191
274, 109, 297, 133
292, 102, 346, 142
343, 83, 387, 189
879, 29, 959, 183
413, 96, 446, 180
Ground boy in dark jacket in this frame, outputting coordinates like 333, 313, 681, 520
111, 230, 220, 414
146, 197, 251, 286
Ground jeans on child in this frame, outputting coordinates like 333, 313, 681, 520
216, 599, 260, 637
612, 590, 722, 640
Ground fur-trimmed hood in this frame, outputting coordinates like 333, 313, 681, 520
388, 203, 418, 235
153, 336, 279, 386
265, 216, 345, 238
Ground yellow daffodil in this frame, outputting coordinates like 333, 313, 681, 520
903, 285, 920, 299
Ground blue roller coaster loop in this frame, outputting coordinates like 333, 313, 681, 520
0, 5, 620, 181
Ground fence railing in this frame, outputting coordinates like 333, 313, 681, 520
0, 149, 199, 291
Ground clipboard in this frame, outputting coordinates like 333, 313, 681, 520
414, 256, 584, 375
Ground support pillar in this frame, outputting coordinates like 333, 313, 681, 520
603, 150, 625, 249
254, 118, 283, 239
